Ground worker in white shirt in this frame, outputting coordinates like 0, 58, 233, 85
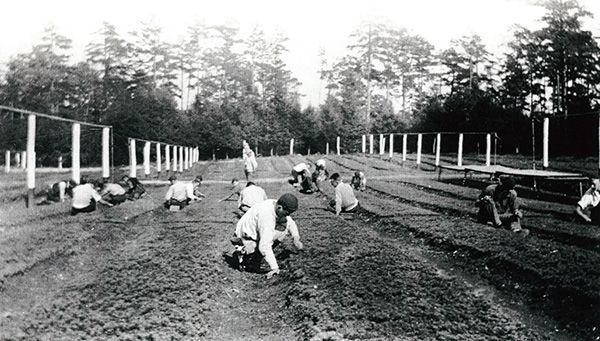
187, 176, 206, 200
576, 178, 600, 224
238, 182, 268, 213
289, 162, 311, 186
164, 175, 200, 209
329, 173, 360, 215
230, 193, 303, 279
99, 181, 128, 205
243, 142, 258, 181
71, 179, 113, 215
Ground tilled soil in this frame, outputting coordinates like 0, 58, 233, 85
0, 155, 596, 340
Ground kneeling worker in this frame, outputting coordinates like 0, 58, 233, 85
164, 175, 200, 210
231, 193, 303, 279
71, 179, 113, 215
575, 178, 600, 224
329, 173, 360, 215
476, 175, 528, 235
238, 182, 268, 213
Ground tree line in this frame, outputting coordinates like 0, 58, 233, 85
1, 0, 598, 165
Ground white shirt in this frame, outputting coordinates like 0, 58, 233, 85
293, 163, 310, 173
243, 148, 257, 172
316, 159, 326, 168
100, 183, 126, 196
578, 188, 600, 210
335, 182, 359, 214
235, 199, 300, 271
49, 181, 67, 202
165, 181, 195, 201
238, 185, 268, 208
72, 183, 102, 209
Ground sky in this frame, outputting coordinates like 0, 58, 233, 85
2, 0, 600, 108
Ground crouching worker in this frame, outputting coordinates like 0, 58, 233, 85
38, 180, 75, 205
351, 171, 366, 191
476, 175, 528, 235
329, 173, 361, 215
238, 182, 268, 213
230, 193, 303, 279
575, 178, 600, 224
121, 175, 146, 200
164, 175, 200, 210
99, 181, 128, 205
71, 179, 113, 215
289, 162, 311, 186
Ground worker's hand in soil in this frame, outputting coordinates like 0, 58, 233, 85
293, 239, 304, 251
266, 269, 280, 279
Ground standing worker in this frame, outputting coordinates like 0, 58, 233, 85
243, 141, 258, 181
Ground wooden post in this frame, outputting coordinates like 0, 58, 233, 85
58, 155, 63, 170
326, 143, 329, 155
379, 134, 384, 155
308, 146, 311, 155
543, 117, 549, 169
129, 138, 137, 178
389, 133, 394, 158
165, 144, 170, 172
362, 135, 366, 154
184, 146, 189, 170
368, 134, 373, 154
26, 114, 36, 207
457, 133, 464, 167
14, 151, 20, 169
290, 138, 294, 155
336, 136, 341, 155
143, 141, 151, 177
21, 151, 26, 169
486, 134, 491, 167
72, 123, 81, 184
435, 133, 441, 167
156, 142, 162, 176
173, 146, 178, 172
102, 127, 110, 179
402, 134, 407, 162
416, 133, 422, 167
179, 146, 184, 172
4, 150, 9, 173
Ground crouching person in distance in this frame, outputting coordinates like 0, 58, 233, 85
121, 175, 146, 200
575, 178, 600, 224
164, 175, 200, 210
191, 175, 206, 199
329, 173, 361, 215
476, 175, 528, 235
238, 182, 268, 213
71, 179, 113, 216
289, 162, 311, 187
38, 179, 75, 205
99, 181, 128, 205
351, 171, 366, 191
230, 193, 303, 279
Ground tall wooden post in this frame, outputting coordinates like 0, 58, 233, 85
290, 138, 294, 155
72, 123, 81, 184
543, 117, 549, 169
402, 134, 407, 162
486, 133, 491, 167
457, 133, 463, 167
326, 142, 329, 155
435, 133, 441, 167
184, 146, 189, 171
369, 134, 374, 154
336, 136, 341, 155
129, 138, 137, 178
143, 141, 151, 177
58, 155, 63, 170
5, 150, 10, 173
21, 151, 26, 170
165, 144, 170, 173
179, 146, 184, 172
102, 127, 110, 179
362, 135, 366, 154
416, 133, 422, 167
379, 134, 384, 155
172, 146, 178, 172
156, 142, 162, 176
389, 133, 394, 158
26, 114, 36, 207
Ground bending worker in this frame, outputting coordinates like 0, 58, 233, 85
476, 175, 528, 235
164, 175, 200, 209
575, 178, 600, 224
329, 173, 360, 215
231, 193, 303, 279
238, 182, 268, 213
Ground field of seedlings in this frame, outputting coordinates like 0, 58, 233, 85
0, 155, 598, 340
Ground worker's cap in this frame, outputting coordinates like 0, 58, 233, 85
277, 193, 298, 214
499, 175, 516, 189
168, 175, 177, 181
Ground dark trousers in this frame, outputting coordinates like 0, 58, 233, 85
164, 198, 190, 209
71, 201, 97, 216
107, 194, 127, 205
